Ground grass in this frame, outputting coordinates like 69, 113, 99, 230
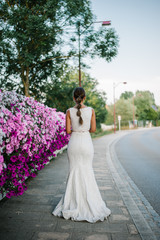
91, 128, 114, 139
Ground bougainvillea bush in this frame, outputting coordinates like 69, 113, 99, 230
0, 90, 70, 198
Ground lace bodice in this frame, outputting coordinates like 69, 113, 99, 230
69, 107, 92, 132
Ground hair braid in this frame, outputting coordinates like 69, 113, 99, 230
73, 87, 85, 125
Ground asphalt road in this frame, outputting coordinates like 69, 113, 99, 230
115, 127, 160, 216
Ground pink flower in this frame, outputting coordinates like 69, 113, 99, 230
0, 90, 69, 199
0, 165, 3, 174
23, 144, 28, 150
0, 155, 4, 163
10, 123, 15, 129
18, 135, 23, 140
8, 127, 12, 132
6, 144, 11, 150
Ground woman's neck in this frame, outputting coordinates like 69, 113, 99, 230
75, 103, 86, 108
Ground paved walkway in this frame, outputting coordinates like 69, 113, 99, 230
0, 131, 160, 240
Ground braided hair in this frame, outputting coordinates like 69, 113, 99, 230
73, 87, 86, 125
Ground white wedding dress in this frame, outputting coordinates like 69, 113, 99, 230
52, 106, 111, 223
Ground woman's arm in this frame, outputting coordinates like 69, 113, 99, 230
89, 108, 96, 133
66, 109, 72, 134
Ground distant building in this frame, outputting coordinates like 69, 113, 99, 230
151, 105, 157, 111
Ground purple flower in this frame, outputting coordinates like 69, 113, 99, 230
30, 173, 36, 178
0, 179, 5, 186
10, 103, 15, 108
15, 107, 20, 112
10, 155, 18, 163
11, 131, 18, 137
19, 156, 25, 163
18, 185, 24, 192
1, 90, 69, 198
6, 192, 12, 198
12, 172, 17, 178
11, 165, 16, 171
7, 164, 13, 171
25, 171, 30, 177
12, 178, 19, 186
16, 164, 22, 170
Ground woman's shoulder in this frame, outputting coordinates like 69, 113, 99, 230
67, 106, 93, 111
85, 106, 94, 111
83, 106, 94, 113
66, 107, 74, 111
66, 107, 75, 115
82, 105, 93, 109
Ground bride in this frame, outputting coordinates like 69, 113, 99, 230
52, 87, 111, 223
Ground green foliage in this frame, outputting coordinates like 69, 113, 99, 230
91, 129, 113, 139
134, 90, 156, 120
144, 107, 158, 120
104, 106, 114, 125
120, 91, 134, 100
105, 98, 135, 125
105, 90, 158, 124
93, 28, 119, 62
0, 0, 119, 98
116, 98, 134, 122
44, 68, 108, 128
157, 107, 160, 120
0, 0, 93, 96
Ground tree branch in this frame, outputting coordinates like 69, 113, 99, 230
5, 0, 11, 7
30, 54, 78, 69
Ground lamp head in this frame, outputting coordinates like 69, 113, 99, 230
102, 21, 111, 26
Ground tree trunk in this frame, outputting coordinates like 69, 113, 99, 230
22, 67, 30, 97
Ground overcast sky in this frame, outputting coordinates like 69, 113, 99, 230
88, 0, 160, 105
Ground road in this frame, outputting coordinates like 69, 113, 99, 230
115, 127, 160, 216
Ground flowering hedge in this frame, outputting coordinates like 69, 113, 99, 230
0, 90, 70, 198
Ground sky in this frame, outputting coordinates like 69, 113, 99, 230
87, 0, 160, 105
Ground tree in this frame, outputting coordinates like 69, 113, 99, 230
0, 0, 93, 97
105, 98, 135, 126
0, 0, 119, 98
105, 105, 114, 125
134, 90, 156, 120
120, 91, 134, 100
44, 68, 108, 128
144, 107, 158, 121
115, 98, 134, 122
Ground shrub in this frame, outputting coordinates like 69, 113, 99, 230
0, 90, 69, 198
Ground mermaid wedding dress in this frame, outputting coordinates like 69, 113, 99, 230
52, 106, 111, 223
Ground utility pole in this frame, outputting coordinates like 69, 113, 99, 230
78, 22, 81, 87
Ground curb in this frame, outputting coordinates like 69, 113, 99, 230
106, 133, 160, 240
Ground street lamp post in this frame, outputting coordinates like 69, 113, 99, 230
78, 20, 111, 87
133, 95, 135, 128
77, 22, 82, 87
113, 82, 127, 133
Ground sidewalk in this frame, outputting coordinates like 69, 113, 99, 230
0, 131, 160, 240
